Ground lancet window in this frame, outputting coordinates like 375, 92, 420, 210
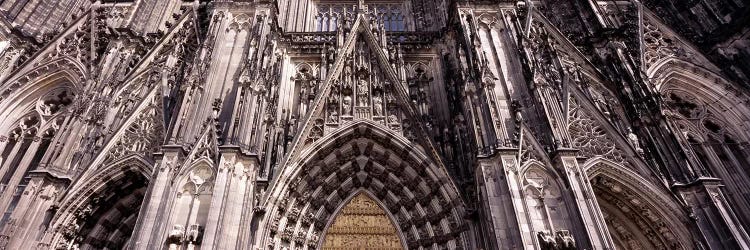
664, 88, 750, 225
522, 166, 575, 248
167, 164, 214, 248
0, 86, 75, 228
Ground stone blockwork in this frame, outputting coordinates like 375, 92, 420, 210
0, 0, 747, 249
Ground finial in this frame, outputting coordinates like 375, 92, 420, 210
357, 0, 367, 12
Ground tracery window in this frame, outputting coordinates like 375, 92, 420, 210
0, 86, 75, 228
0, 114, 39, 192
664, 89, 750, 224
373, 4, 405, 31
167, 164, 213, 247
665, 90, 750, 179
314, 1, 409, 32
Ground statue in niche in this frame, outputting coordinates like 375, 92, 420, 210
307, 76, 318, 96
328, 107, 339, 123
343, 95, 352, 115
357, 79, 369, 106
373, 95, 383, 116
344, 65, 353, 86
299, 82, 307, 99
627, 127, 644, 155
388, 114, 398, 124
187, 224, 204, 244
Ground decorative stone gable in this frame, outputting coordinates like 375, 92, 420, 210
285, 11, 443, 167
567, 96, 629, 167
314, 36, 407, 143
103, 90, 165, 165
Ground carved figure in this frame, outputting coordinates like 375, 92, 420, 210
537, 231, 557, 249
343, 95, 352, 115
328, 108, 338, 123
627, 128, 644, 154
187, 224, 203, 243
357, 79, 369, 106
373, 95, 383, 116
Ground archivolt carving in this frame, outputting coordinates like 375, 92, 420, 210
264, 122, 469, 250
587, 165, 692, 250
601, 211, 645, 250
50, 156, 151, 249
593, 174, 683, 249
0, 59, 86, 105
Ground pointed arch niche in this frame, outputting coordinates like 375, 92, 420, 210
165, 159, 215, 248
321, 191, 405, 250
519, 162, 576, 247
49, 156, 151, 249
653, 59, 750, 228
585, 160, 695, 249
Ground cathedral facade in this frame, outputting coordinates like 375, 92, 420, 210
0, 0, 747, 249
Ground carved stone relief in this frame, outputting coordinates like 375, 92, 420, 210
322, 193, 403, 249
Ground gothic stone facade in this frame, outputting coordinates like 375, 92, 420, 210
0, 0, 748, 249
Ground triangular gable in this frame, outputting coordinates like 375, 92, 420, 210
518, 126, 552, 167
76, 85, 166, 183
565, 86, 660, 178
184, 124, 220, 164
527, 10, 610, 86
282, 11, 448, 171
101, 87, 165, 166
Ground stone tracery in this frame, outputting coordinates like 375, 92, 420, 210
568, 96, 628, 167
0, 0, 745, 249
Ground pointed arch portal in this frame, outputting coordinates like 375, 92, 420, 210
263, 121, 470, 250
322, 192, 404, 249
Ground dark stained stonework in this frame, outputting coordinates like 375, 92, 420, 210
0, 0, 747, 249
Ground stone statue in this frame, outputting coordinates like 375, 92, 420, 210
328, 108, 338, 123
343, 95, 352, 115
388, 114, 398, 124
373, 95, 383, 116
187, 224, 203, 243
537, 231, 557, 249
627, 128, 644, 154
167, 224, 186, 244
357, 79, 369, 106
